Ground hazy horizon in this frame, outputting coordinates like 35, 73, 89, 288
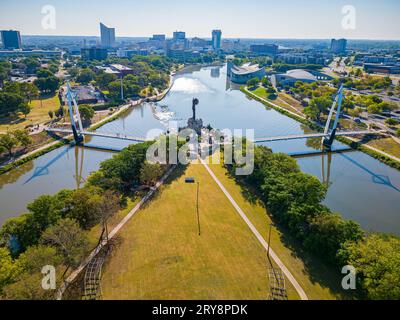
19, 35, 400, 42
1, 0, 399, 40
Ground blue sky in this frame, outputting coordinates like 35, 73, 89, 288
0, 0, 399, 39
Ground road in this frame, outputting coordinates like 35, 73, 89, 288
199, 157, 309, 300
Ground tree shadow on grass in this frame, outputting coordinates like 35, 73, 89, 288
139, 164, 189, 210
222, 164, 361, 300
276, 224, 361, 300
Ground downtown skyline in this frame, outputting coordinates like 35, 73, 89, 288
0, 0, 400, 40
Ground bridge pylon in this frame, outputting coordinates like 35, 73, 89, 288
322, 85, 344, 151
66, 82, 84, 144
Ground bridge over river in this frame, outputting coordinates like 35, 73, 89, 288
1, 64, 399, 235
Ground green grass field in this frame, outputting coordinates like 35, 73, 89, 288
100, 160, 350, 300
101, 163, 286, 299
367, 137, 400, 158
0, 94, 61, 132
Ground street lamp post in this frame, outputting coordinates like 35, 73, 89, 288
185, 177, 201, 236
267, 223, 272, 259
120, 76, 124, 101
196, 181, 200, 236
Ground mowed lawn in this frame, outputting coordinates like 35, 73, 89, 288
0, 94, 60, 132
367, 137, 400, 159
205, 159, 349, 300
101, 163, 299, 300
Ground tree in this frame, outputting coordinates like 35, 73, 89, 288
96, 72, 117, 89
19, 104, 31, 118
36, 69, 54, 78
67, 67, 80, 79
40, 218, 89, 270
107, 80, 125, 100
354, 68, 363, 77
24, 58, 40, 74
261, 77, 271, 87
304, 101, 320, 121
0, 248, 21, 293
0, 133, 18, 157
385, 118, 399, 126
0, 92, 25, 115
140, 162, 164, 187
367, 104, 382, 115
304, 96, 332, 122
55, 106, 65, 118
78, 104, 95, 125
18, 82, 39, 103
338, 234, 400, 299
95, 190, 120, 243
62, 187, 105, 230
303, 213, 364, 264
77, 68, 95, 84
3, 82, 39, 103
17, 245, 62, 273
246, 77, 260, 89
34, 76, 60, 94
98, 142, 152, 192
13, 130, 32, 149
348, 107, 362, 118
2, 272, 55, 300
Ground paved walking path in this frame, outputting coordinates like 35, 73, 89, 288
199, 157, 309, 300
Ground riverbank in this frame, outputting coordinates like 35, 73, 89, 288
241, 86, 400, 171
0, 102, 133, 175
0, 69, 178, 176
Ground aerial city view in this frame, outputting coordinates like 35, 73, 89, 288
0, 0, 399, 307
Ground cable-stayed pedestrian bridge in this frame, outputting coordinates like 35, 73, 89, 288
253, 130, 374, 143
46, 128, 148, 143
46, 83, 383, 150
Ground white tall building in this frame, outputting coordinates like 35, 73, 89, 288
100, 23, 116, 48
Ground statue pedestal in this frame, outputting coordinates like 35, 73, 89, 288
187, 117, 203, 136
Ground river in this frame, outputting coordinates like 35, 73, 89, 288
0, 64, 399, 234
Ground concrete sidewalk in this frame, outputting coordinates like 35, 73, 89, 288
199, 157, 308, 300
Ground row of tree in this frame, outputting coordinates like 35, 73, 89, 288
0, 82, 39, 117
0, 130, 32, 158
227, 145, 400, 299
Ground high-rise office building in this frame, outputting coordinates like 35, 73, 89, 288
173, 31, 186, 41
330, 39, 347, 54
212, 30, 222, 50
1, 30, 22, 49
100, 23, 116, 48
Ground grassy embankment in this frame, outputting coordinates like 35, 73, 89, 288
0, 94, 60, 132
100, 161, 350, 300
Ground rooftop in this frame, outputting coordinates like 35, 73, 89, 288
69, 85, 102, 102
231, 63, 263, 75
110, 64, 133, 72
285, 69, 317, 81
95, 66, 120, 74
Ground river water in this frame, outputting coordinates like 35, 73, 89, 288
0, 64, 399, 234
